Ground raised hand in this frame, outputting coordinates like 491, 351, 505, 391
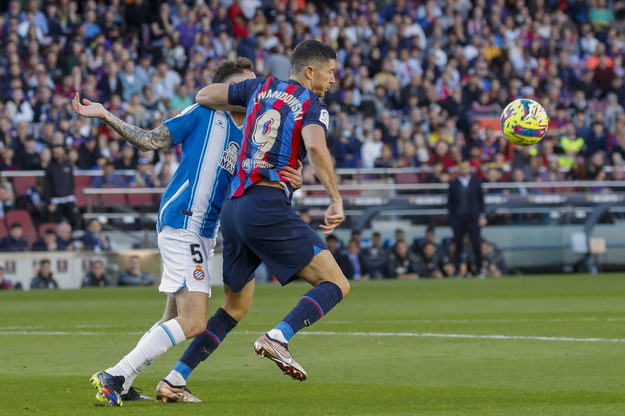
72, 92, 107, 119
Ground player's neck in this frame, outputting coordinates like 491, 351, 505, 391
231, 112, 245, 127
290, 75, 312, 91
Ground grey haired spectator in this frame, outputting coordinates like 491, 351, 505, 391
81, 218, 111, 252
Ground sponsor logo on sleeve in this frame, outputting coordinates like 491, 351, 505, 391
319, 109, 329, 129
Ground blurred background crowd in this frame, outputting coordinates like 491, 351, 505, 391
0, 0, 624, 269
2, 0, 625, 183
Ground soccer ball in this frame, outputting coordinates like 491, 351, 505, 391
500, 99, 549, 146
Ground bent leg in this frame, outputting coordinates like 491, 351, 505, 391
269, 250, 349, 343
106, 288, 205, 382
164, 281, 255, 388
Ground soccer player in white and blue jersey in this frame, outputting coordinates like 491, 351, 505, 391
72, 58, 302, 406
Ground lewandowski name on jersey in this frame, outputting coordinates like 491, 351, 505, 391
255, 89, 304, 120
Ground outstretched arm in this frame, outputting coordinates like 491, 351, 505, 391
72, 92, 173, 151
195, 84, 246, 112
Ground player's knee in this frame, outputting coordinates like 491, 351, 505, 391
333, 276, 350, 298
340, 279, 351, 298
223, 305, 248, 322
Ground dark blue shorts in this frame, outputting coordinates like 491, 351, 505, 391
221, 185, 328, 292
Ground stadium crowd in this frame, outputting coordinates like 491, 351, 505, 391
0, 0, 624, 263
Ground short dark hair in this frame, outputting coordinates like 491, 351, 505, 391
213, 57, 254, 83
291, 40, 336, 74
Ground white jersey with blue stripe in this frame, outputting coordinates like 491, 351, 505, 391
158, 104, 242, 238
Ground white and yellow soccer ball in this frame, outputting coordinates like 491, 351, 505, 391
500, 98, 550, 146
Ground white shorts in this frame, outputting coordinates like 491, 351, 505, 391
157, 226, 216, 295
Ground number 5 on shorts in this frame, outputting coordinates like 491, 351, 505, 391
190, 243, 203, 264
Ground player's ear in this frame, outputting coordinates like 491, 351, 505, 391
304, 65, 314, 80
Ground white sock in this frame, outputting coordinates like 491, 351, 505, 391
164, 370, 186, 387
267, 328, 288, 344
107, 319, 186, 380
121, 321, 160, 394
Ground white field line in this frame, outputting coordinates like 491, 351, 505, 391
1, 329, 624, 343
0, 317, 623, 332
324, 317, 625, 324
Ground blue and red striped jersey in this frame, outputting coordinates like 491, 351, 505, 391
227, 77, 329, 197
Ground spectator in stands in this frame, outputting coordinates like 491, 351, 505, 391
0, 266, 14, 290
448, 160, 486, 277
325, 234, 351, 277
0, 223, 29, 251
0, 146, 18, 170
361, 127, 384, 169
374, 143, 397, 168
56, 222, 83, 251
77, 136, 102, 170
91, 161, 127, 188
390, 228, 407, 255
32, 229, 59, 251
81, 260, 112, 288
118, 255, 156, 286
331, 127, 361, 168
0, 183, 15, 220
439, 241, 468, 278
30, 259, 58, 289
480, 240, 507, 278
15, 138, 41, 170
114, 145, 138, 170
388, 240, 420, 279
342, 239, 369, 281
264, 45, 291, 80
81, 218, 111, 252
412, 226, 437, 255
415, 242, 444, 278
44, 145, 78, 229
361, 232, 389, 279
129, 158, 161, 188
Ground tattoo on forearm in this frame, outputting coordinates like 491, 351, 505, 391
104, 113, 173, 151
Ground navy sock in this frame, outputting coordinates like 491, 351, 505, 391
173, 308, 238, 379
274, 281, 343, 341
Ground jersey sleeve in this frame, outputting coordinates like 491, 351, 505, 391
163, 104, 203, 145
228, 78, 266, 107
302, 101, 330, 136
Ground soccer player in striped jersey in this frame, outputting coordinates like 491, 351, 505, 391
193, 40, 350, 382
72, 58, 302, 406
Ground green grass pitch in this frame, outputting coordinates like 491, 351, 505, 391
1, 274, 624, 415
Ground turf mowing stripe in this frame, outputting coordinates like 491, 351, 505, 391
2, 317, 624, 331
2, 330, 625, 343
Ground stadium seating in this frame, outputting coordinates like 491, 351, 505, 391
100, 185, 129, 208
5, 210, 37, 246
37, 222, 58, 237
74, 176, 93, 209
12, 176, 37, 196
127, 192, 157, 209
0, 219, 7, 238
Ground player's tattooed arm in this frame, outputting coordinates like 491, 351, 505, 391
72, 92, 173, 151
102, 114, 173, 151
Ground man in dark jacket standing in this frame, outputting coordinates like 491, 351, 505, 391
448, 160, 486, 277
44, 145, 78, 229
